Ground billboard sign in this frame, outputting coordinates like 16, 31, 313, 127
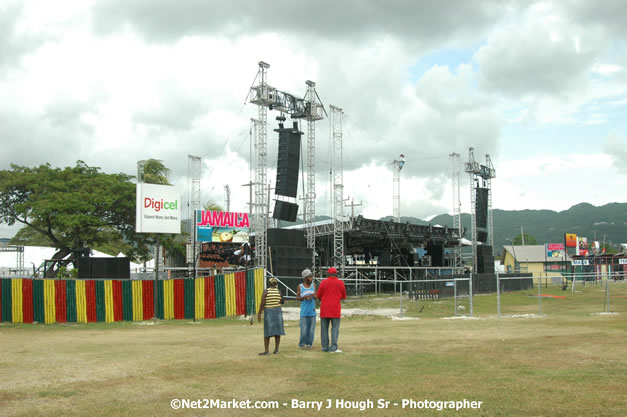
136, 184, 181, 234
564, 233, 577, 248
546, 243, 565, 258
195, 210, 250, 243
577, 237, 588, 256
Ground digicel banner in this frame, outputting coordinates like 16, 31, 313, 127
136, 183, 181, 234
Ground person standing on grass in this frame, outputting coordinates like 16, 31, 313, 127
296, 268, 317, 349
257, 277, 285, 355
317, 267, 346, 353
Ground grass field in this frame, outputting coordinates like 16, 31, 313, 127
1, 282, 626, 417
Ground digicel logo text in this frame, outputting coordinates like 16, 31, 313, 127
145, 198, 178, 212
197, 210, 250, 228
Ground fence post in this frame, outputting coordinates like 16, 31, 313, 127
469, 273, 473, 317
394, 268, 397, 295
400, 281, 403, 317
605, 278, 610, 313
454, 279, 458, 316
538, 273, 542, 315
496, 272, 501, 317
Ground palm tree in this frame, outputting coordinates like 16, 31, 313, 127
203, 200, 224, 211
137, 159, 171, 185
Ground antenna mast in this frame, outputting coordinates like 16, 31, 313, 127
392, 154, 405, 222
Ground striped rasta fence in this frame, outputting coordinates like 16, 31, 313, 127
0, 268, 264, 324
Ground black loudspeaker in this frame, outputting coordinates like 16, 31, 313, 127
272, 200, 299, 222
269, 246, 313, 277
477, 256, 495, 273
275, 126, 302, 198
476, 245, 493, 257
477, 231, 489, 243
475, 187, 488, 228
267, 229, 306, 247
79, 257, 131, 279
425, 244, 444, 267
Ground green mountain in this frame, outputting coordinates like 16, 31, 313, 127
380, 203, 627, 250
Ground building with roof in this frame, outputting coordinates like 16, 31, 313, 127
502, 245, 572, 278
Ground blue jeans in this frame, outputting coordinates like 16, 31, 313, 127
299, 316, 316, 347
320, 317, 341, 352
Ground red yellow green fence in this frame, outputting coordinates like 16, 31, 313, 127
0, 269, 265, 324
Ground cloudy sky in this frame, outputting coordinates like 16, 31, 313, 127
1, 0, 627, 238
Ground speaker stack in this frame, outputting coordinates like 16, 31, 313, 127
476, 245, 494, 274
267, 229, 306, 247
78, 257, 131, 279
269, 246, 313, 278
425, 243, 444, 267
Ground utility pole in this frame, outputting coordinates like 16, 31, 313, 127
345, 198, 362, 230
520, 225, 525, 246
224, 185, 231, 212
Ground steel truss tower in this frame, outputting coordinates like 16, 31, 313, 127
188, 155, 201, 228
187, 155, 202, 268
250, 62, 270, 271
450, 153, 463, 268
249, 63, 324, 270
303, 81, 325, 268
485, 154, 496, 249
464, 147, 496, 273
330, 105, 344, 274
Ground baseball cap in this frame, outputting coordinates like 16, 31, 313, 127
327, 267, 337, 275
301, 268, 313, 278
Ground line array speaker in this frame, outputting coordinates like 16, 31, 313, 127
275, 126, 302, 198
475, 187, 488, 228
272, 200, 299, 222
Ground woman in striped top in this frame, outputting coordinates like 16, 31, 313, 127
257, 277, 285, 355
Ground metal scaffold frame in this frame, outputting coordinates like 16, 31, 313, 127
187, 154, 202, 269
303, 80, 324, 268
330, 105, 344, 274
249, 62, 270, 271
485, 155, 495, 249
188, 155, 201, 231
450, 152, 463, 268
249, 63, 325, 271
464, 147, 496, 273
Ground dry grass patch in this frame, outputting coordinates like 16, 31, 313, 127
0, 289, 626, 416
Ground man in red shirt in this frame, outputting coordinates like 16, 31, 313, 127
317, 266, 347, 353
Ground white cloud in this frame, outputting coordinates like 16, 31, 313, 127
494, 152, 619, 211
603, 134, 627, 174
592, 63, 623, 75
1, 0, 627, 233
